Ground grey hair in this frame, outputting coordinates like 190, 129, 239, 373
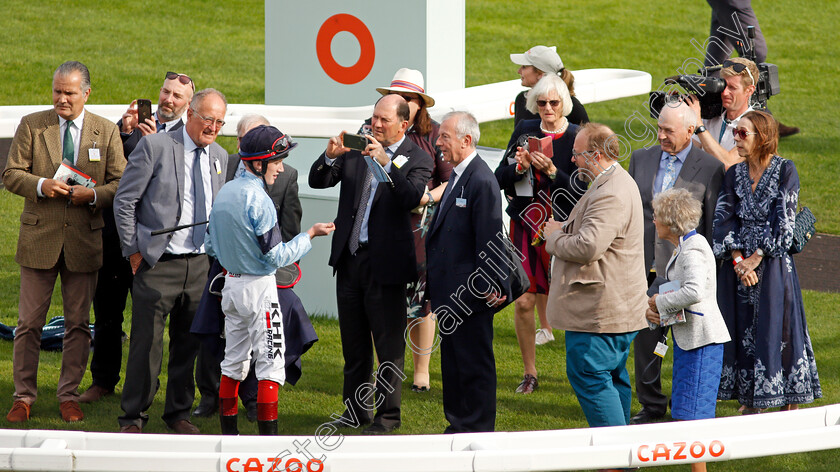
441, 111, 480, 147
191, 88, 228, 110
652, 188, 702, 237
237, 114, 270, 138
659, 101, 697, 130
526, 74, 573, 116
54, 61, 91, 92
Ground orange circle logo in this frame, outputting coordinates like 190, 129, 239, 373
316, 14, 375, 85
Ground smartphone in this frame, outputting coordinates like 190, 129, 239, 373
137, 99, 153, 126
342, 133, 368, 151
528, 136, 553, 159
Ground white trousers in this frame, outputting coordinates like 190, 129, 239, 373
220, 273, 286, 384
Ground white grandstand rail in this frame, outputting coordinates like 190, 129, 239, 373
1, 406, 839, 471
0, 69, 651, 139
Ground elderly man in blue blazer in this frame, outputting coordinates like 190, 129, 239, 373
426, 111, 512, 433
114, 88, 228, 434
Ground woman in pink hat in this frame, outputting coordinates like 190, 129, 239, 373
362, 68, 452, 393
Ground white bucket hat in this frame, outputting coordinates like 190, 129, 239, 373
375, 68, 435, 107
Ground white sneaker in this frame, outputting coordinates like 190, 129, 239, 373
535, 328, 555, 345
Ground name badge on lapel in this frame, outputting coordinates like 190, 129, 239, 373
88, 147, 100, 162
456, 197, 467, 208
393, 154, 408, 169
214, 159, 222, 175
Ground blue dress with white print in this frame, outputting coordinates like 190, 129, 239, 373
712, 156, 821, 408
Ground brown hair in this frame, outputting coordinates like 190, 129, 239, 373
560, 68, 576, 97
413, 102, 433, 136
579, 122, 619, 161
741, 110, 778, 162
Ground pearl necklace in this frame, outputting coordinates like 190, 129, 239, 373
540, 117, 568, 135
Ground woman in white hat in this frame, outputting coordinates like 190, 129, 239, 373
510, 45, 589, 127
364, 68, 452, 393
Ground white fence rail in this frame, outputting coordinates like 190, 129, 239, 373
0, 69, 651, 140
1, 405, 839, 471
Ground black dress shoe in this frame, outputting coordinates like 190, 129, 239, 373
322, 416, 372, 430
362, 422, 400, 435
629, 408, 665, 425
192, 397, 218, 417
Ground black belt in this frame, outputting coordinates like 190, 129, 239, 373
159, 252, 204, 262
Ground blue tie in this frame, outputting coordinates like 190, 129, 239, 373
192, 148, 207, 249
157, 122, 166, 133
661, 155, 678, 192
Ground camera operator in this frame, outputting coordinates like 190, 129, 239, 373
685, 57, 758, 170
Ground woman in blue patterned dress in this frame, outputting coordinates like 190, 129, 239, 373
712, 110, 821, 413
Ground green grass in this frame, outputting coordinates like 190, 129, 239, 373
1, 0, 839, 469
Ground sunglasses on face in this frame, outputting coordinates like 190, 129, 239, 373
536, 99, 561, 108
722, 60, 755, 86
390, 92, 419, 103
166, 71, 195, 91
732, 128, 758, 140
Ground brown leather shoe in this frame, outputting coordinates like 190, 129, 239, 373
515, 374, 539, 394
778, 121, 800, 138
80, 385, 113, 404
6, 401, 31, 423
120, 424, 142, 433
168, 419, 200, 434
59, 401, 84, 422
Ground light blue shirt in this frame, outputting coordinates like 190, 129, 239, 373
206, 171, 312, 275
654, 143, 692, 195
166, 127, 213, 254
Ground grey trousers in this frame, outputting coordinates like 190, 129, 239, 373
704, 0, 767, 67
118, 255, 208, 428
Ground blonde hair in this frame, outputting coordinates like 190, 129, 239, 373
652, 188, 702, 236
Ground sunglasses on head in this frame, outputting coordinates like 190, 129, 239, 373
732, 128, 758, 140
166, 71, 195, 91
722, 60, 755, 86
536, 99, 561, 108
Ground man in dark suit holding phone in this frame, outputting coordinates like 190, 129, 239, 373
627, 102, 724, 424
426, 111, 511, 433
309, 94, 433, 435
80, 71, 195, 404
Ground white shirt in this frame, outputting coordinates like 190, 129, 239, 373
702, 106, 753, 152
36, 110, 86, 198
165, 127, 213, 254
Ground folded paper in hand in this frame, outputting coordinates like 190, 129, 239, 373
363, 155, 392, 185
656, 279, 686, 328
53, 162, 96, 188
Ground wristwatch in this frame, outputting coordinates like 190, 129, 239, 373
694, 125, 707, 135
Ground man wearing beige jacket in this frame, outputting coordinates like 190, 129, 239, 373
543, 122, 648, 428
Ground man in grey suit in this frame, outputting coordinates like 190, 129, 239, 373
193, 114, 302, 418
114, 88, 229, 434
627, 102, 724, 424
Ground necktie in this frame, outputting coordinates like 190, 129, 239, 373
63, 120, 74, 164
661, 155, 678, 192
157, 122, 167, 133
441, 170, 458, 205
348, 168, 373, 254
192, 148, 207, 249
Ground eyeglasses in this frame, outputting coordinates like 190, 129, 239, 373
166, 71, 195, 91
391, 92, 419, 103
536, 99, 561, 108
722, 60, 755, 86
572, 150, 598, 160
732, 128, 758, 140
190, 108, 225, 129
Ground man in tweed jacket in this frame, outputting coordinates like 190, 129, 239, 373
2, 61, 125, 423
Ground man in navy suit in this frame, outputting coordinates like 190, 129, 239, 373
628, 102, 724, 424
426, 111, 511, 433
309, 94, 433, 434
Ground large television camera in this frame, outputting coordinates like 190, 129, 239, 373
649, 26, 780, 120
